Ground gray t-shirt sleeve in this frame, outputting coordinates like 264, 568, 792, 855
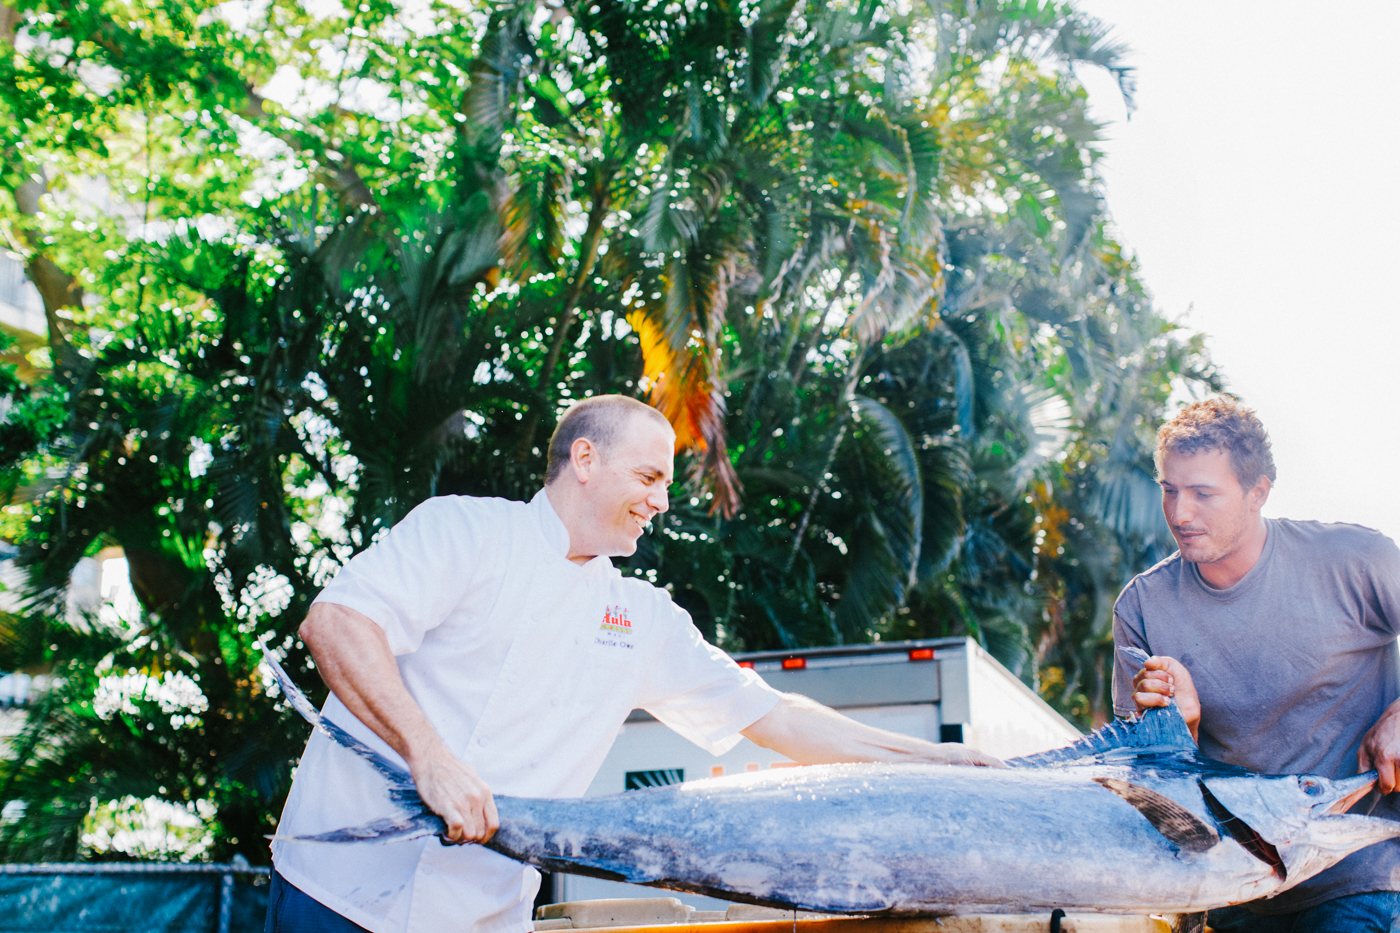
1359, 531, 1400, 638
1111, 583, 1149, 719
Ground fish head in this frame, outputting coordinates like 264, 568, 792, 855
1201, 771, 1400, 891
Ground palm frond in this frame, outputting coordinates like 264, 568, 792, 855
832, 396, 924, 637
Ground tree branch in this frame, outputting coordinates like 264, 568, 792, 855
513, 164, 614, 464
13, 173, 79, 370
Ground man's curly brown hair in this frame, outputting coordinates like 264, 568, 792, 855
1155, 396, 1277, 490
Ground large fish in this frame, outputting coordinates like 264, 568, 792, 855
263, 650, 1400, 925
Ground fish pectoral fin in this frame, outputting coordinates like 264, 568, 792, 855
1094, 777, 1221, 853
1171, 912, 1207, 933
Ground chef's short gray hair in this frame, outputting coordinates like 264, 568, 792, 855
545, 395, 673, 484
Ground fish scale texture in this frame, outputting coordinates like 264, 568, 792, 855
487, 763, 1280, 915
263, 649, 1400, 916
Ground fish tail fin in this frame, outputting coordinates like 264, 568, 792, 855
258, 642, 421, 796
267, 813, 445, 845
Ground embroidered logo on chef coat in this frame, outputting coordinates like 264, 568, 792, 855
595, 605, 635, 649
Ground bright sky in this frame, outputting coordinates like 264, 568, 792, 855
1072, 1, 1400, 543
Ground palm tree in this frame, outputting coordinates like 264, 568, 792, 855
0, 0, 1222, 864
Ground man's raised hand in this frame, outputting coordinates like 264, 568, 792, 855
1132, 655, 1201, 741
409, 746, 499, 844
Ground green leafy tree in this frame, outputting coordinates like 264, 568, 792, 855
0, 0, 1217, 862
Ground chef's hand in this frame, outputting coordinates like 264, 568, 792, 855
1132, 655, 1200, 741
409, 746, 499, 844
1358, 698, 1400, 795
920, 744, 1005, 768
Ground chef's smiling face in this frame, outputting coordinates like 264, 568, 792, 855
1158, 447, 1267, 568
577, 414, 675, 558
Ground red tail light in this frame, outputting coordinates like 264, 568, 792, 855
908, 648, 935, 661
781, 657, 806, 670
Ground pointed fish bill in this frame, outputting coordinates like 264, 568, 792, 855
1200, 769, 1400, 890
1291, 810, 1400, 850
1271, 810, 1400, 891
1201, 770, 1388, 841
1326, 772, 1379, 814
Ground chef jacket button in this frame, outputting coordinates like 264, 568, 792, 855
550, 698, 560, 707
477, 737, 488, 747
421, 864, 434, 876
506, 675, 517, 685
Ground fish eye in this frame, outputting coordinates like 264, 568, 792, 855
1301, 779, 1322, 796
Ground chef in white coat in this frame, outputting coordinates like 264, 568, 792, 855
268, 394, 999, 933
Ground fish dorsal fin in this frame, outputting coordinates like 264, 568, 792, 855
1094, 777, 1220, 852
1007, 703, 1198, 768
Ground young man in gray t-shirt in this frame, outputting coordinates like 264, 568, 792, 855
1112, 396, 1400, 933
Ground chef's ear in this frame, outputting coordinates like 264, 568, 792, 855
570, 437, 600, 484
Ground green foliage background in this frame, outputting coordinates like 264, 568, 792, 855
0, 0, 1219, 863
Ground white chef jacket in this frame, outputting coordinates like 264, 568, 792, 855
271, 490, 781, 933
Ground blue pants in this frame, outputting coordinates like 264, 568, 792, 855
265, 870, 370, 933
1207, 891, 1400, 933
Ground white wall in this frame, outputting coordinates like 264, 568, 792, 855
964, 645, 1082, 760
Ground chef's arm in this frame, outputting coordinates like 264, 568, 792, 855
1359, 697, 1400, 795
740, 693, 1004, 767
299, 602, 499, 843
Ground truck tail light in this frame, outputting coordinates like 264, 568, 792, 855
781, 657, 806, 670
908, 648, 935, 661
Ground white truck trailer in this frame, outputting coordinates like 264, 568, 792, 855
549, 636, 1081, 908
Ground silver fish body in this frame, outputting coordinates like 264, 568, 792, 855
263, 650, 1400, 916
485, 756, 1392, 915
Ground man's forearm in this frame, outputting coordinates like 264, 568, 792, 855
298, 602, 499, 842
299, 602, 451, 767
740, 693, 1001, 766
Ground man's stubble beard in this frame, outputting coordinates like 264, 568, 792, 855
1175, 511, 1248, 566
